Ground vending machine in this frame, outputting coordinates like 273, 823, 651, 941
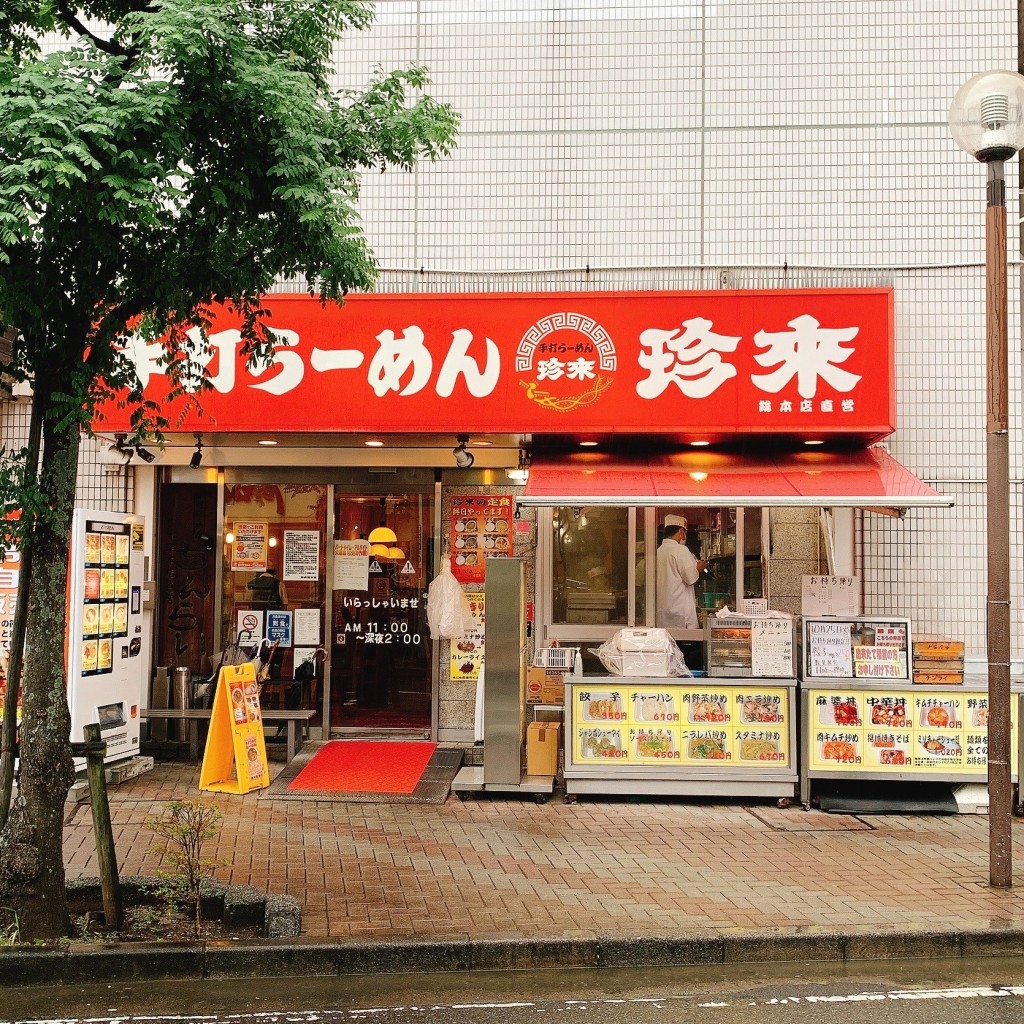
66, 510, 147, 763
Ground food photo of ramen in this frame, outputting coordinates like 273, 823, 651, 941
230, 685, 246, 723
82, 604, 99, 637
97, 638, 113, 671
99, 604, 114, 634
82, 639, 98, 672
113, 603, 128, 634
115, 534, 130, 565
100, 568, 116, 599
114, 568, 129, 599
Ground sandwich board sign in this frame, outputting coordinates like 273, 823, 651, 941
199, 662, 270, 794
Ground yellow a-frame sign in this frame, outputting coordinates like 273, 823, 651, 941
199, 662, 270, 794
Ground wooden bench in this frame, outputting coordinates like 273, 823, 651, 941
139, 708, 316, 763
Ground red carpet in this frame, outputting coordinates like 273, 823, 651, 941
287, 740, 437, 794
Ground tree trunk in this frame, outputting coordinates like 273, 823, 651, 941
0, 391, 80, 939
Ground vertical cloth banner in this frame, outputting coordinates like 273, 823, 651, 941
199, 662, 270, 794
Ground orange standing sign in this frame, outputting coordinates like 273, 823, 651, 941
199, 662, 270, 794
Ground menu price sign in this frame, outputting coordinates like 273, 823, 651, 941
450, 591, 485, 682
570, 683, 792, 770
449, 494, 514, 584
199, 662, 270, 795
806, 620, 853, 678
802, 575, 860, 616
750, 617, 794, 677
807, 688, 1018, 775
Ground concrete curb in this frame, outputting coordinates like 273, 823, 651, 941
5, 926, 1024, 984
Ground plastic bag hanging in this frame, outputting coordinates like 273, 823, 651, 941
426, 557, 476, 639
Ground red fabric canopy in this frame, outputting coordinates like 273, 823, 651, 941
518, 447, 950, 510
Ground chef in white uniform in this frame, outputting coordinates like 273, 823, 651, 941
656, 514, 707, 629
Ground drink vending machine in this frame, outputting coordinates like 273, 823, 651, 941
66, 509, 147, 763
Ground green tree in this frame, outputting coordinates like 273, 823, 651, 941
0, 0, 457, 940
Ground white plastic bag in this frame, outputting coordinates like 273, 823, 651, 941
426, 559, 476, 639
590, 627, 691, 677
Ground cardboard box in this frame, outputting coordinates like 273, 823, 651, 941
526, 721, 561, 777
526, 666, 567, 704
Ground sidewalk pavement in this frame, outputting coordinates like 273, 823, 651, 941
25, 753, 1024, 980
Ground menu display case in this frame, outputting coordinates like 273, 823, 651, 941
563, 676, 798, 799
801, 615, 912, 683
799, 679, 1024, 808
705, 615, 797, 679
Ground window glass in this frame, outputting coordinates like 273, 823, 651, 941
743, 506, 764, 602
551, 506, 628, 625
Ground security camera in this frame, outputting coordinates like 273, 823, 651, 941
134, 446, 156, 464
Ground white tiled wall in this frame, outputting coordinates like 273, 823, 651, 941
337, 1, 1022, 660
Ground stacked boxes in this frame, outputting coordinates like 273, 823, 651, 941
912, 634, 965, 684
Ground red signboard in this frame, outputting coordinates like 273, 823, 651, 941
96, 289, 895, 441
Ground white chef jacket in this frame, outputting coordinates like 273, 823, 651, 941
655, 537, 700, 629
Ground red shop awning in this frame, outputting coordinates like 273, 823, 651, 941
517, 447, 951, 512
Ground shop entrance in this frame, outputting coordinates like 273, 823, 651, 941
330, 491, 434, 731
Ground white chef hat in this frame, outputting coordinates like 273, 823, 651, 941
663, 514, 687, 529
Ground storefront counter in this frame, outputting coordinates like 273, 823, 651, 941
563, 675, 798, 799
799, 679, 1024, 808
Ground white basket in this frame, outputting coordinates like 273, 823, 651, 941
533, 647, 580, 670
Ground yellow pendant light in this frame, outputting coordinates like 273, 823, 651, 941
369, 543, 391, 558
368, 525, 397, 544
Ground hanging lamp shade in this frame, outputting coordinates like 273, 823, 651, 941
387, 546, 406, 561
368, 525, 398, 544
369, 543, 391, 558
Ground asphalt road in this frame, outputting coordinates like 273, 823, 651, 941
4, 958, 1024, 1024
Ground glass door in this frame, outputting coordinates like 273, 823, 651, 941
330, 492, 434, 730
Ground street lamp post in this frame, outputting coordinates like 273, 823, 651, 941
949, 70, 1024, 888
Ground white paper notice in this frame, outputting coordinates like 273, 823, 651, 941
750, 618, 793, 677
284, 530, 320, 581
807, 620, 853, 678
801, 575, 860, 616
333, 539, 369, 591
293, 608, 321, 646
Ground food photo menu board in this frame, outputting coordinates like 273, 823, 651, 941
807, 688, 1018, 775
568, 682, 793, 770
802, 617, 911, 681
81, 522, 132, 676
449, 494, 514, 584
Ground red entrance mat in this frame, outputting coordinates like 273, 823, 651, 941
287, 740, 438, 794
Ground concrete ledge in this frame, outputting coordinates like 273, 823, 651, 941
7, 926, 1024, 984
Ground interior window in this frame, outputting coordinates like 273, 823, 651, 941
551, 506, 628, 626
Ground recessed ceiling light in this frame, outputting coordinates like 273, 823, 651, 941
365, 440, 385, 447
579, 441, 598, 447
804, 439, 824, 446
257, 439, 277, 446
690, 440, 710, 447
472, 439, 493, 447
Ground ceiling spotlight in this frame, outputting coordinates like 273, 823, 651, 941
453, 434, 475, 469
506, 448, 531, 484
189, 434, 204, 469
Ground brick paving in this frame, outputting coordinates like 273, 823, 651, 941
62, 758, 1024, 942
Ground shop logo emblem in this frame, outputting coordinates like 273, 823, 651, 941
516, 312, 616, 412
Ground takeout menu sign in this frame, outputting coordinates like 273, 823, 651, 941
449, 494, 513, 583
569, 683, 792, 769
807, 688, 1017, 775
